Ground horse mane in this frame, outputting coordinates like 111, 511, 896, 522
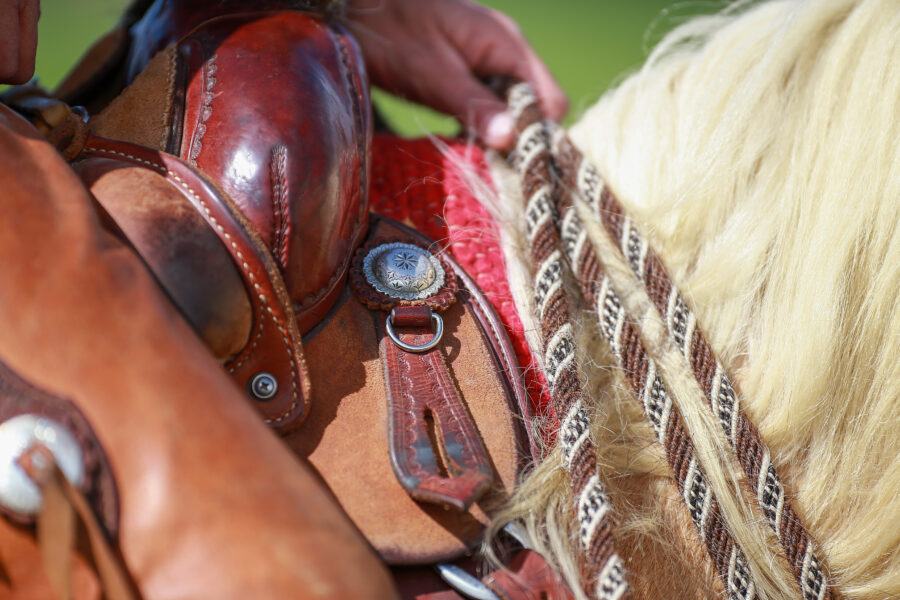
476, 0, 899, 597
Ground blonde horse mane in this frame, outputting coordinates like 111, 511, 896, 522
475, 0, 899, 597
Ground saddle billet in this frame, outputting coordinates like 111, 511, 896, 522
0, 2, 571, 598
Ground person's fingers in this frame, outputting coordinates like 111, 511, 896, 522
447, 8, 569, 122
408, 47, 516, 149
0, 1, 21, 84
16, 0, 40, 84
430, 72, 516, 149
521, 50, 569, 121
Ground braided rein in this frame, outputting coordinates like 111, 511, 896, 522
504, 82, 832, 600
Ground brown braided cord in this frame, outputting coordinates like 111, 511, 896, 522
507, 87, 629, 600
507, 83, 760, 600
546, 113, 832, 600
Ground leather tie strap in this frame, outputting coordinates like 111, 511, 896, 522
17, 445, 137, 600
381, 306, 493, 511
484, 550, 575, 600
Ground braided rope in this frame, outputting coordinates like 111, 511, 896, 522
566, 194, 759, 600
508, 86, 629, 600
509, 82, 760, 599
549, 122, 831, 600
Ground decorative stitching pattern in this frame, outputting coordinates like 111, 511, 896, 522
283, 26, 372, 314
83, 145, 302, 426
226, 318, 264, 374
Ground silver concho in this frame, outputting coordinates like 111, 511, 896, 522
363, 242, 445, 301
0, 414, 85, 515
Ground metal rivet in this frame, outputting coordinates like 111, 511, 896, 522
249, 372, 278, 401
0, 415, 84, 516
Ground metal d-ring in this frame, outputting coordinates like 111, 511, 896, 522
385, 311, 444, 353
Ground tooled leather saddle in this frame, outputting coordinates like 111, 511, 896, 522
0, 1, 571, 598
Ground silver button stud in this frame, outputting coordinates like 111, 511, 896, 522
249, 372, 278, 400
363, 242, 445, 301
0, 415, 84, 516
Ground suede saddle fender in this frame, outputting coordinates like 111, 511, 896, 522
37, 6, 537, 569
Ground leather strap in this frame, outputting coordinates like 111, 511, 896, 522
18, 445, 138, 600
0, 86, 90, 160
79, 136, 312, 434
380, 307, 493, 511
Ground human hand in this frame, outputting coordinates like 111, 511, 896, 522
345, 0, 567, 149
0, 0, 40, 85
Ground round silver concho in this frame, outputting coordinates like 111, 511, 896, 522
0, 414, 85, 516
363, 242, 445, 301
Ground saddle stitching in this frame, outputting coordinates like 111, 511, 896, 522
226, 319, 264, 373
83, 146, 300, 425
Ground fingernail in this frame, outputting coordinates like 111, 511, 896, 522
485, 112, 514, 147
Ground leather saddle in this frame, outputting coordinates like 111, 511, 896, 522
0, 1, 570, 597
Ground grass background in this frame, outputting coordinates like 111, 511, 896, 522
33, 0, 722, 134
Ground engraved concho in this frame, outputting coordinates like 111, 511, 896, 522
363, 242, 445, 301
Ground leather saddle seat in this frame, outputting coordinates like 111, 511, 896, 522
53, 0, 534, 569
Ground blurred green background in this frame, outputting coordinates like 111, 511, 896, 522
34, 0, 722, 134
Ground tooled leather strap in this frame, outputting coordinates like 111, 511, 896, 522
484, 550, 574, 600
80, 135, 311, 433
380, 307, 492, 511
351, 234, 495, 511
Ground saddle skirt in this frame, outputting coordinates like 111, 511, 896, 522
54, 0, 535, 570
